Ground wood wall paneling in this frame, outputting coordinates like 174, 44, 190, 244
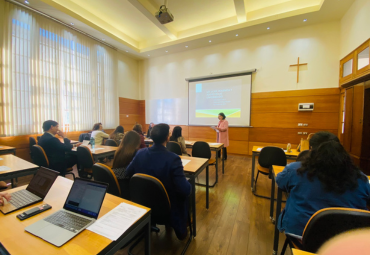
350, 84, 364, 157
251, 88, 340, 99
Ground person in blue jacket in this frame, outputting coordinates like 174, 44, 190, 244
276, 131, 370, 237
125, 123, 191, 240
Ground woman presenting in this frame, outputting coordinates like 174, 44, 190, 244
215, 112, 229, 160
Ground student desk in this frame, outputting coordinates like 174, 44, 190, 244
70, 145, 118, 162
58, 138, 79, 144
181, 156, 209, 237
251, 146, 299, 193
0, 155, 39, 188
0, 176, 152, 255
0, 145, 16, 156
292, 249, 316, 255
185, 141, 225, 185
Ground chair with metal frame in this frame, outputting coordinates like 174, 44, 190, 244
76, 146, 95, 179
31, 145, 75, 180
281, 208, 370, 254
29, 137, 37, 161
92, 163, 121, 197
192, 141, 216, 186
128, 173, 193, 255
105, 139, 118, 147
166, 141, 182, 156
255, 146, 286, 197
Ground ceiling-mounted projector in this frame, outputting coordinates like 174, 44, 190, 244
155, 5, 174, 24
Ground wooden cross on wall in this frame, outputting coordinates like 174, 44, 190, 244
290, 57, 307, 83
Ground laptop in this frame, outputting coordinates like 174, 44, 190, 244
25, 178, 108, 247
0, 167, 59, 214
81, 140, 90, 146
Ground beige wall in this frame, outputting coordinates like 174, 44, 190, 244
139, 21, 340, 102
116, 51, 140, 100
340, 0, 370, 58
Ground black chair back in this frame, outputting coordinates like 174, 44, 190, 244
77, 146, 95, 169
166, 141, 182, 155
78, 133, 91, 142
302, 208, 370, 253
105, 139, 118, 147
296, 150, 310, 162
31, 145, 49, 167
258, 146, 287, 169
92, 163, 121, 197
192, 141, 211, 159
29, 137, 37, 159
130, 174, 171, 225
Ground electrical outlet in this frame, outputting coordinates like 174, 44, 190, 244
303, 124, 308, 126
303, 132, 308, 135
298, 132, 303, 135
298, 123, 303, 126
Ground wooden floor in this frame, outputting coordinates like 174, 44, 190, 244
6, 154, 292, 255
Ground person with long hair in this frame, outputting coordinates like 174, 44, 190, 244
91, 122, 109, 145
133, 123, 146, 149
276, 131, 370, 237
170, 126, 188, 156
111, 131, 141, 199
110, 126, 125, 145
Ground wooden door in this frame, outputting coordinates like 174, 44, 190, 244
343, 87, 353, 152
350, 84, 364, 156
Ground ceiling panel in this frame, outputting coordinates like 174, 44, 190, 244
70, 0, 166, 41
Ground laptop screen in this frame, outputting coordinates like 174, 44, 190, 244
63, 178, 108, 219
26, 167, 59, 198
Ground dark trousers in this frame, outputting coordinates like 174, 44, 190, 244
51, 155, 78, 176
217, 147, 227, 159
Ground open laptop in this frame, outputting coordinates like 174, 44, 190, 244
25, 178, 108, 247
0, 167, 59, 214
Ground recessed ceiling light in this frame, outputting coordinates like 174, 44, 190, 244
70, 23, 74, 26
24, 0, 29, 4
148, 55, 150, 56
126, 51, 129, 53
165, 50, 168, 52
185, 46, 188, 48
303, 19, 307, 22
236, 34, 238, 36
209, 40, 212, 43
267, 27, 270, 30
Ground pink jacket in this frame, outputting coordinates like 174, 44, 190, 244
216, 120, 229, 147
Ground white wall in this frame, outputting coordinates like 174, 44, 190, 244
139, 21, 340, 102
340, 0, 370, 58
116, 51, 140, 100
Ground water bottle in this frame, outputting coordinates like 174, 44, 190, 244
90, 137, 95, 150
287, 143, 291, 153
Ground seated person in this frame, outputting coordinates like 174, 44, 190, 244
125, 123, 191, 240
276, 131, 370, 237
38, 120, 81, 176
0, 192, 11, 206
91, 123, 109, 145
147, 122, 154, 138
109, 125, 125, 145
170, 126, 189, 156
133, 123, 146, 149
111, 131, 141, 199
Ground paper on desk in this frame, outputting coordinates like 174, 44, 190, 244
208, 143, 220, 146
181, 159, 191, 166
92, 148, 104, 151
256, 148, 262, 152
210, 126, 219, 133
185, 141, 193, 145
0, 166, 11, 171
87, 202, 147, 241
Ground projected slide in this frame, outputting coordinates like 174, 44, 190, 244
194, 82, 241, 118
189, 75, 251, 126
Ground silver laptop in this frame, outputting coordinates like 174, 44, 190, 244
0, 167, 59, 214
25, 178, 108, 247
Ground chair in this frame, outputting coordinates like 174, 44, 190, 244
76, 146, 95, 179
78, 133, 90, 142
105, 139, 118, 147
31, 145, 75, 180
192, 141, 216, 166
92, 163, 121, 197
166, 141, 182, 155
29, 137, 37, 160
255, 147, 286, 193
296, 150, 310, 162
281, 208, 370, 254
128, 174, 192, 255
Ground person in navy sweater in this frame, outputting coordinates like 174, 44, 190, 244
276, 132, 370, 237
125, 123, 191, 240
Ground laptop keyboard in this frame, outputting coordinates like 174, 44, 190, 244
44, 211, 92, 233
9, 190, 41, 208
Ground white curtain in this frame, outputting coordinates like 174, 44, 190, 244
0, 2, 117, 136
